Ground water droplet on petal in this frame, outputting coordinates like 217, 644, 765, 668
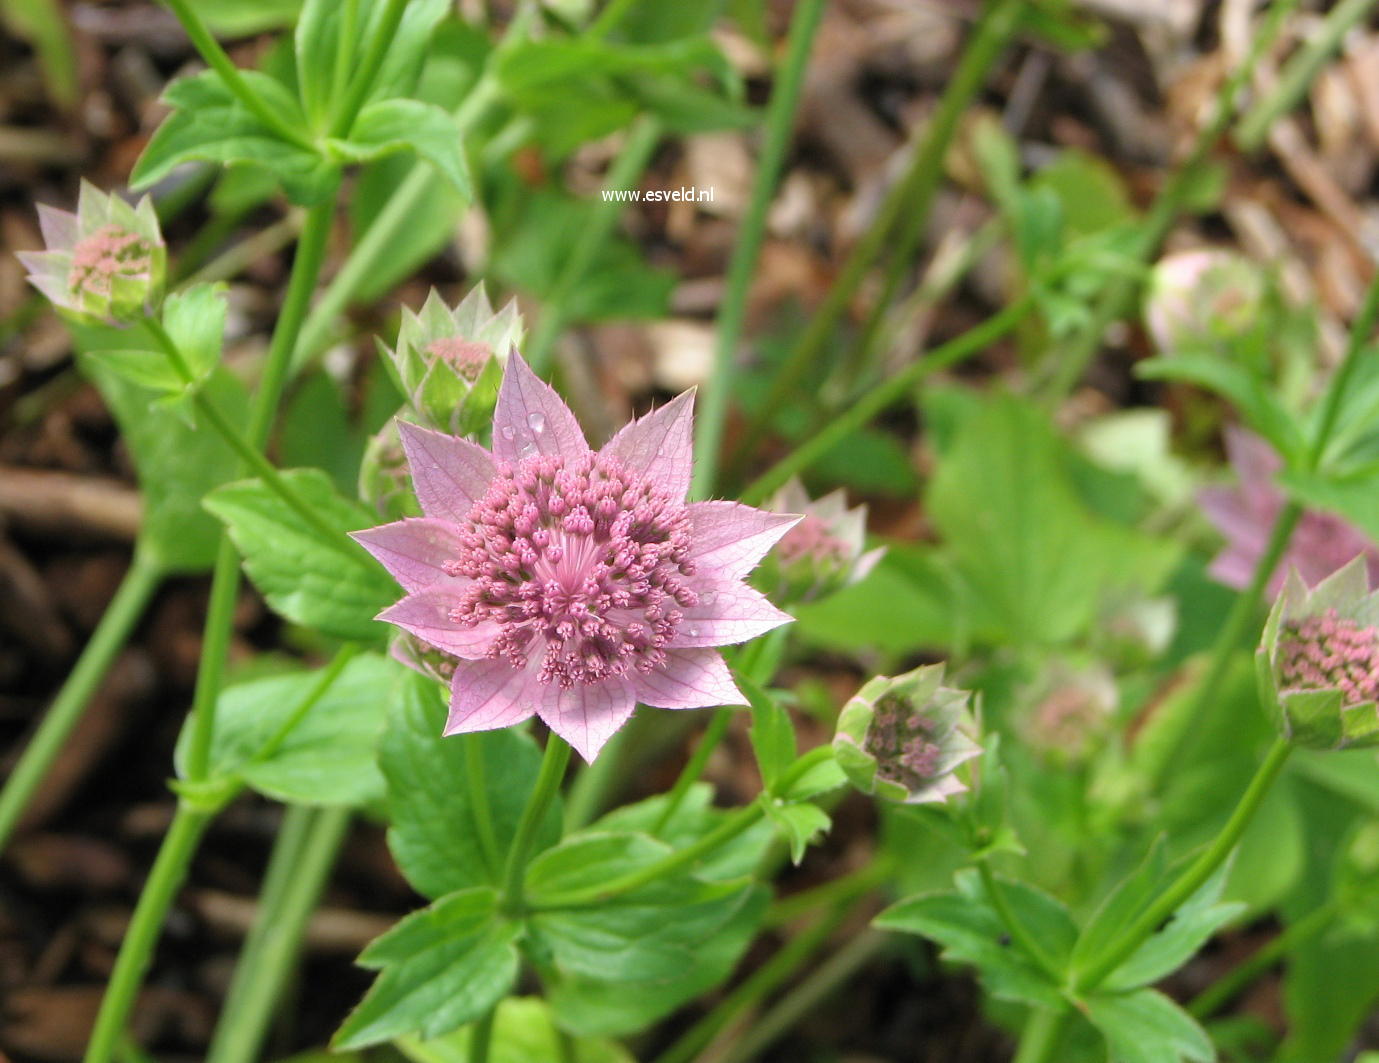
519, 441, 538, 459
701, 591, 717, 606
688, 626, 700, 637
527, 412, 546, 434
501, 425, 516, 440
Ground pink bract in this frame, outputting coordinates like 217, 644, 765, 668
353, 353, 800, 761
1199, 426, 1379, 594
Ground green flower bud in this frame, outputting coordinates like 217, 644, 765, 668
358, 420, 420, 522
1144, 249, 1264, 355
1258, 556, 1379, 751
759, 478, 884, 603
833, 664, 981, 805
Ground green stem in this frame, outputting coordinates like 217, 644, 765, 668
1075, 737, 1293, 992
1012, 1008, 1069, 1063
690, 0, 826, 499
524, 116, 663, 374
499, 735, 572, 914
205, 806, 352, 1063
327, 0, 409, 138
250, 645, 360, 766
1236, 0, 1378, 152
184, 198, 336, 784
740, 294, 1035, 504
978, 859, 1063, 983
731, 0, 1023, 472
654, 901, 854, 1063
466, 734, 504, 880
650, 706, 733, 836
1307, 267, 1379, 470
159, 0, 316, 152
0, 548, 162, 854
83, 805, 213, 1063
561, 725, 631, 833
1188, 899, 1338, 1019
588, 0, 638, 36
329, 0, 362, 117
1040, 0, 1298, 402
470, 1007, 497, 1063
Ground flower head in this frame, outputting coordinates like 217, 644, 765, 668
759, 478, 884, 602
1144, 249, 1264, 355
1200, 427, 1379, 594
19, 179, 166, 325
1018, 662, 1117, 765
353, 353, 801, 760
833, 664, 981, 804
382, 286, 521, 438
1258, 557, 1379, 751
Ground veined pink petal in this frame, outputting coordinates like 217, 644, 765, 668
351, 518, 468, 592
635, 649, 744, 709
378, 588, 499, 660
688, 501, 801, 580
538, 677, 637, 762
492, 351, 589, 466
444, 657, 540, 735
37, 204, 79, 251
398, 420, 496, 522
1223, 425, 1282, 512
671, 577, 794, 648
1198, 486, 1271, 555
602, 389, 696, 501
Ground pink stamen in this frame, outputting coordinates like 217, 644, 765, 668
1278, 609, 1379, 706
66, 224, 153, 298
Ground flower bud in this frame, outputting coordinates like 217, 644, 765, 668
1144, 249, 1264, 355
833, 664, 981, 805
1018, 662, 1117, 766
19, 180, 166, 325
359, 420, 421, 522
1258, 557, 1379, 751
382, 286, 522, 438
390, 631, 460, 686
759, 478, 884, 602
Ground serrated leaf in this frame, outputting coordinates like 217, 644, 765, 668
204, 469, 397, 641
743, 675, 794, 789
331, 98, 471, 201
382, 671, 560, 899
164, 283, 227, 381
762, 798, 829, 864
396, 996, 634, 1063
335, 887, 518, 1049
1084, 987, 1214, 1063
174, 653, 397, 809
1071, 838, 1169, 974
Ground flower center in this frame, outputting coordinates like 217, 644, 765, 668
426, 338, 491, 382
866, 693, 943, 791
445, 451, 697, 688
67, 224, 154, 298
776, 514, 851, 566
1278, 609, 1379, 707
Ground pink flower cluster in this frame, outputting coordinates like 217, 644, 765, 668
776, 513, 853, 567
426, 338, 491, 383
354, 353, 800, 761
67, 224, 155, 299
1277, 608, 1379, 708
866, 694, 945, 792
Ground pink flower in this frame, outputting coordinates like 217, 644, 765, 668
1198, 426, 1379, 594
353, 354, 800, 761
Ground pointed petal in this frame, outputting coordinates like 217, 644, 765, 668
635, 649, 744, 709
351, 517, 467, 592
378, 588, 499, 659
444, 657, 539, 735
670, 577, 794, 648
492, 351, 588, 465
37, 204, 79, 251
538, 677, 637, 762
398, 420, 496, 522
602, 389, 696, 500
689, 502, 801, 580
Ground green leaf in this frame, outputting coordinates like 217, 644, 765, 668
1279, 467, 1379, 546
382, 671, 560, 899
779, 757, 847, 802
204, 469, 397, 641
165, 283, 228, 380
335, 887, 518, 1049
526, 833, 755, 982
331, 99, 471, 201
132, 69, 332, 205
396, 996, 634, 1063
1071, 838, 1169, 975
761, 798, 829, 865
1084, 988, 1214, 1063
77, 346, 246, 573
174, 653, 396, 808
743, 676, 794, 790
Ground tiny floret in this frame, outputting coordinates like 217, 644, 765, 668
353, 352, 802, 761
1144, 248, 1264, 355
1259, 557, 1379, 751
19, 179, 165, 324
760, 478, 884, 602
833, 664, 981, 805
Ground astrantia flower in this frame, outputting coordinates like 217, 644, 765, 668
1144, 249, 1264, 355
1200, 427, 1379, 594
759, 478, 884, 602
1018, 662, 1116, 765
382, 286, 522, 438
1258, 557, 1379, 751
19, 179, 166, 325
353, 353, 801, 761
833, 664, 981, 805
